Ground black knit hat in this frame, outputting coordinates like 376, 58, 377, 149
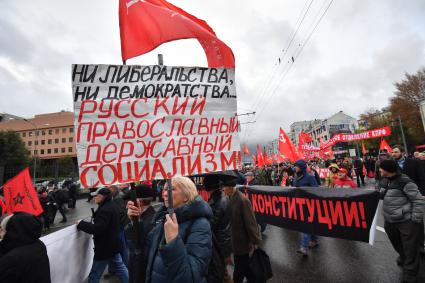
135, 184, 154, 199
203, 175, 221, 191
379, 159, 399, 173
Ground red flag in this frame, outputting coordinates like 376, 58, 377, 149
362, 142, 367, 155
251, 154, 257, 165
0, 198, 6, 216
299, 131, 313, 143
119, 0, 235, 67
256, 145, 264, 167
277, 154, 287, 163
380, 138, 392, 153
279, 128, 300, 162
3, 168, 43, 216
243, 144, 250, 155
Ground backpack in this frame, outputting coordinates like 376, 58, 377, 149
183, 219, 225, 283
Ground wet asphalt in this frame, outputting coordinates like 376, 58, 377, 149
47, 183, 424, 283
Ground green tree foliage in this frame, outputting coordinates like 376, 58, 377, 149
0, 130, 30, 169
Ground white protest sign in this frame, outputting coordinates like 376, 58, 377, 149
41, 224, 94, 283
72, 65, 240, 187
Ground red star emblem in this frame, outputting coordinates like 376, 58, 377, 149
13, 192, 25, 206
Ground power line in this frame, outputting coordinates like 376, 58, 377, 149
244, 0, 334, 139
242, 0, 315, 142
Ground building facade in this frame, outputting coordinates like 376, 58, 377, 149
289, 111, 358, 148
0, 111, 76, 159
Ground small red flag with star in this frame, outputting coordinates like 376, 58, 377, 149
3, 168, 43, 216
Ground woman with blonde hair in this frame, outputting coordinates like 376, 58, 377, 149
127, 176, 213, 283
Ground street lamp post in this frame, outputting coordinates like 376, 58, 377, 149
23, 119, 38, 183
397, 116, 408, 155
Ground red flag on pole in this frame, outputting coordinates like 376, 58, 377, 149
3, 168, 43, 216
0, 198, 6, 216
362, 142, 367, 155
380, 138, 392, 153
243, 144, 250, 155
299, 131, 313, 143
251, 154, 257, 165
279, 128, 299, 162
256, 144, 264, 167
119, 0, 235, 67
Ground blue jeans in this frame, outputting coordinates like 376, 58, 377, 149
88, 253, 129, 283
109, 230, 129, 273
300, 233, 318, 249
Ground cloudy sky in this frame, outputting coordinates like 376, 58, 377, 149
1, 0, 425, 147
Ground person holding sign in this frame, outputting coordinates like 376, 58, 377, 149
293, 160, 319, 256
77, 188, 129, 283
142, 176, 213, 283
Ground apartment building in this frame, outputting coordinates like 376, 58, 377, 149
0, 111, 76, 159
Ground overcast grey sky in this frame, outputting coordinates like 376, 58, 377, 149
1, 0, 424, 146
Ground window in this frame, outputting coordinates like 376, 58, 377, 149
35, 140, 39, 145
69, 137, 73, 142
35, 130, 39, 136
40, 149, 45, 155
62, 138, 66, 143
55, 138, 59, 144
41, 140, 45, 145
54, 148, 58, 154
61, 148, 66, 153
48, 129, 52, 135
48, 139, 52, 144
28, 141, 32, 146
29, 131, 33, 137
47, 149, 51, 154
55, 129, 59, 134
42, 130, 45, 136
62, 128, 66, 133
34, 150, 38, 155
69, 127, 74, 133
68, 147, 73, 153
23, 132, 26, 137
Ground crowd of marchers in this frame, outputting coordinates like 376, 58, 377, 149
0, 144, 424, 283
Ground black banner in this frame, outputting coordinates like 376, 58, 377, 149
242, 186, 380, 243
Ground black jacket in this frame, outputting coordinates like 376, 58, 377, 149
208, 189, 232, 258
398, 158, 425, 195
0, 212, 51, 283
126, 205, 156, 283
77, 197, 121, 260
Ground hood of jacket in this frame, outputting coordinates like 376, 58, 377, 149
0, 212, 42, 255
155, 195, 213, 224
294, 159, 307, 174
328, 163, 340, 170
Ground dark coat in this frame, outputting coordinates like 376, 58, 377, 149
293, 160, 319, 187
145, 195, 213, 283
398, 157, 425, 195
377, 173, 425, 223
126, 205, 156, 283
228, 189, 262, 255
0, 212, 51, 283
208, 189, 232, 258
77, 197, 121, 260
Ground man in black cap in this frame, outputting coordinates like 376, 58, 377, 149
77, 187, 129, 283
203, 175, 232, 283
376, 159, 425, 283
125, 184, 156, 283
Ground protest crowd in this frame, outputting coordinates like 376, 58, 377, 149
0, 1, 425, 283
0, 144, 424, 283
